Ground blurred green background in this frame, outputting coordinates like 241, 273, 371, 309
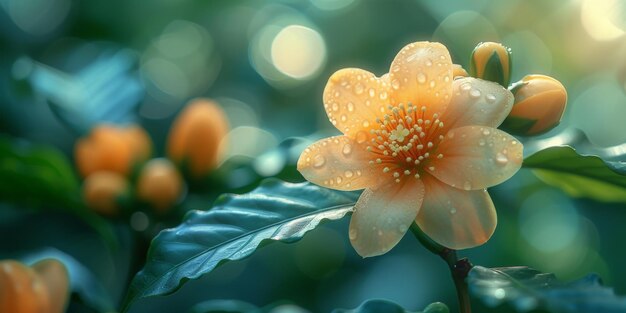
1, 0, 626, 312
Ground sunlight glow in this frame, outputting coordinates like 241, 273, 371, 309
271, 25, 326, 79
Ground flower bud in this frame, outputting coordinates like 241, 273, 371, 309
75, 124, 152, 178
167, 98, 229, 178
452, 64, 469, 78
136, 158, 184, 213
500, 74, 567, 136
31, 259, 70, 313
469, 42, 512, 87
0, 260, 51, 313
82, 171, 129, 216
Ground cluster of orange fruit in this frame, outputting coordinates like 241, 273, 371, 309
77, 98, 229, 217
0, 259, 69, 313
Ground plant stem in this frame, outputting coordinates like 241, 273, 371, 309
410, 223, 473, 313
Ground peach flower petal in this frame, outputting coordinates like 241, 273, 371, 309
389, 42, 453, 118
297, 135, 381, 191
324, 69, 391, 137
350, 178, 425, 257
427, 126, 522, 190
416, 174, 497, 249
442, 77, 514, 132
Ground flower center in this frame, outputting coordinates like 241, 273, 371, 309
366, 103, 446, 183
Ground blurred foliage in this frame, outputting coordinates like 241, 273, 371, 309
468, 266, 626, 313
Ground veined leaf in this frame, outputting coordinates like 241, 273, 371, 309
468, 266, 626, 313
522, 145, 626, 203
332, 300, 449, 313
122, 179, 360, 311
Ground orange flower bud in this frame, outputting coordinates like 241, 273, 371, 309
452, 64, 469, 78
75, 124, 152, 178
0, 260, 51, 313
167, 98, 229, 178
136, 158, 184, 213
82, 171, 129, 216
31, 259, 69, 313
500, 74, 567, 136
470, 42, 512, 87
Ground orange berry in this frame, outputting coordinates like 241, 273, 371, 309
75, 124, 152, 178
0, 260, 51, 313
167, 98, 229, 178
31, 259, 69, 313
83, 171, 129, 216
136, 159, 184, 213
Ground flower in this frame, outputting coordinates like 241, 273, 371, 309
297, 42, 523, 257
469, 42, 512, 87
167, 98, 229, 179
500, 74, 567, 136
75, 124, 152, 178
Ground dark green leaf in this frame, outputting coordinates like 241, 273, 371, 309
522, 129, 626, 202
332, 299, 449, 313
0, 136, 116, 247
468, 266, 626, 313
22, 248, 115, 312
122, 179, 359, 312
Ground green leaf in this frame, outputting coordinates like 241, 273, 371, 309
0, 136, 117, 248
522, 145, 626, 203
122, 179, 360, 312
468, 266, 626, 313
22, 248, 115, 312
332, 300, 449, 313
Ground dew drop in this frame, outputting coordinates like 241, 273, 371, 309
486, 94, 496, 102
495, 152, 508, 165
444, 75, 450, 82
340, 115, 348, 122
334, 91, 340, 97
392, 65, 401, 72
377, 230, 383, 236
342, 143, 352, 155
417, 73, 426, 84
429, 80, 436, 88
398, 224, 408, 233
463, 181, 472, 190
379, 91, 388, 100
336, 176, 343, 184
362, 120, 370, 127
450, 207, 457, 215
470, 89, 481, 98
347, 102, 355, 112
355, 83, 364, 94
478, 139, 486, 146
313, 155, 325, 168
345, 170, 354, 178
368, 88, 376, 97
460, 82, 471, 91
482, 129, 491, 136
391, 79, 400, 90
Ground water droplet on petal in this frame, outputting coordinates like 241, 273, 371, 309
470, 89, 481, 98
345, 170, 354, 178
486, 94, 496, 102
336, 176, 343, 184
355, 131, 368, 143
368, 88, 376, 97
313, 155, 325, 168
377, 230, 383, 236
482, 129, 491, 136
342, 143, 352, 155
496, 152, 508, 165
391, 79, 400, 90
362, 120, 370, 128
479, 139, 486, 146
417, 73, 426, 84
347, 102, 355, 112
340, 115, 348, 122
460, 82, 472, 91
355, 83, 364, 94
450, 208, 457, 215
379, 91, 388, 100
332, 103, 339, 111
398, 224, 408, 233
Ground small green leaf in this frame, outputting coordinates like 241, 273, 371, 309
523, 145, 626, 203
468, 266, 626, 313
22, 248, 115, 312
332, 299, 449, 313
122, 179, 360, 312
